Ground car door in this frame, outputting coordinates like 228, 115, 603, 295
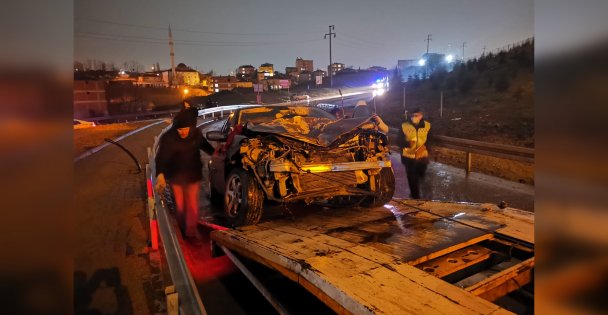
209, 115, 233, 193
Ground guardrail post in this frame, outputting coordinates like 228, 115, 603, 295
146, 163, 159, 251
465, 152, 472, 175
165, 285, 179, 315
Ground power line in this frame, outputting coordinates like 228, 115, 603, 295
340, 33, 386, 46
334, 38, 374, 49
75, 31, 323, 47
76, 17, 317, 36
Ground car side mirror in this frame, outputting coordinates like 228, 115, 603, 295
206, 130, 227, 142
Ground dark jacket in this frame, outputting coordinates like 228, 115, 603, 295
155, 127, 215, 184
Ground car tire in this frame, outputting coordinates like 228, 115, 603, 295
224, 168, 264, 227
361, 167, 395, 208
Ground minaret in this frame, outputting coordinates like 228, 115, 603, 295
168, 25, 177, 86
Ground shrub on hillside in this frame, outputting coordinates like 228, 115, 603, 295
445, 76, 457, 91
495, 72, 510, 92
459, 74, 475, 94
430, 69, 447, 90
513, 86, 524, 100
486, 74, 494, 88
467, 60, 476, 71
476, 58, 488, 72
498, 51, 507, 65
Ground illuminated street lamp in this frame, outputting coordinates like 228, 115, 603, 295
445, 54, 454, 63
418, 59, 426, 66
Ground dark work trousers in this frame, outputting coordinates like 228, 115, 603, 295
401, 157, 429, 199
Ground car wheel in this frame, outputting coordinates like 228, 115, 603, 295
224, 169, 264, 226
361, 167, 395, 208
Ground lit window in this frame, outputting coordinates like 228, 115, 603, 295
215, 89, 219, 92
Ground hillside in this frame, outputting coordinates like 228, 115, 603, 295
378, 40, 534, 148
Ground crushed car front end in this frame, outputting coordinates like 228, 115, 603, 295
238, 119, 394, 205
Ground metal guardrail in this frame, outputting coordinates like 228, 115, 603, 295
87, 110, 179, 123
148, 129, 207, 315
432, 135, 534, 173
146, 106, 254, 315
86, 90, 370, 124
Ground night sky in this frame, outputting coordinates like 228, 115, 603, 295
75, 0, 533, 74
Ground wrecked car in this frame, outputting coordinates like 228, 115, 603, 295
206, 105, 394, 226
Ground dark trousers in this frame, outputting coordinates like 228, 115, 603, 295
401, 157, 429, 199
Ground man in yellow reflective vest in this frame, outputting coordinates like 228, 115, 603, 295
400, 108, 430, 199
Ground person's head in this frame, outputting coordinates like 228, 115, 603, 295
177, 127, 191, 139
410, 108, 423, 125
180, 101, 191, 110
173, 111, 197, 138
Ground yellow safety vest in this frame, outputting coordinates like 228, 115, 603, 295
401, 121, 431, 159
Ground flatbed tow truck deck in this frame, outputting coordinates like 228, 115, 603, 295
209, 199, 534, 315
148, 107, 534, 315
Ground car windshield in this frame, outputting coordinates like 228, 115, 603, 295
238, 106, 335, 125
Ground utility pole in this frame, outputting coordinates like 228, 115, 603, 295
324, 25, 336, 87
461, 42, 466, 62
482, 45, 486, 57
440, 91, 443, 118
168, 25, 177, 87
425, 34, 432, 54
403, 85, 406, 114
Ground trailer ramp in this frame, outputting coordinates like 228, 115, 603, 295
210, 199, 534, 315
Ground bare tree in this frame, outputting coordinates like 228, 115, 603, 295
126, 60, 143, 73
74, 61, 85, 71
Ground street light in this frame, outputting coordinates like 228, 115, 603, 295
418, 59, 426, 66
445, 54, 454, 63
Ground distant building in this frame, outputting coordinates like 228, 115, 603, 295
328, 62, 345, 76
160, 63, 200, 86
397, 59, 421, 82
296, 57, 313, 72
198, 73, 212, 92
298, 71, 312, 83
135, 72, 167, 88
211, 76, 252, 92
236, 65, 256, 81
285, 67, 298, 76
312, 69, 327, 78
259, 63, 274, 77
368, 66, 387, 71
235, 81, 253, 89
397, 52, 453, 81
73, 79, 108, 118
265, 78, 291, 90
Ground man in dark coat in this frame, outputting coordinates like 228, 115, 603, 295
155, 111, 215, 240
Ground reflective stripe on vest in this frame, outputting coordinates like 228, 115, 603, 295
401, 121, 431, 159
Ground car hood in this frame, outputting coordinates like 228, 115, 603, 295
246, 116, 376, 147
